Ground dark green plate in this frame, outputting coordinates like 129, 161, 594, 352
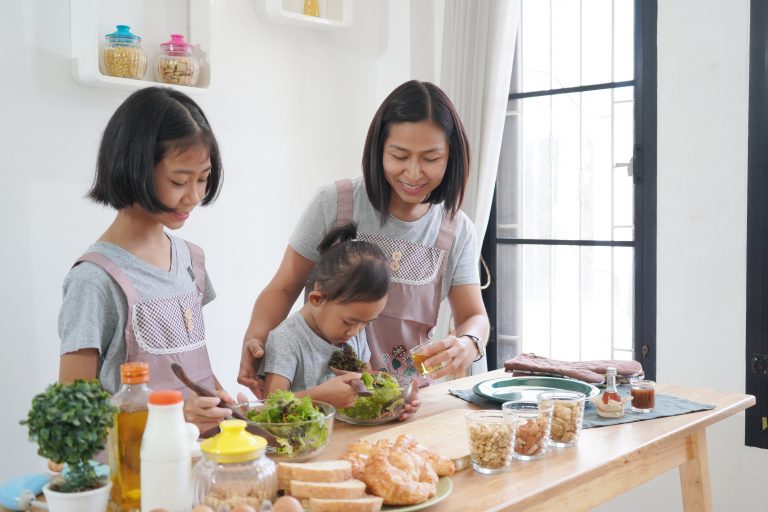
473, 376, 599, 403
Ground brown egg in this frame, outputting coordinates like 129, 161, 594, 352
231, 505, 257, 512
192, 506, 215, 512
150, 509, 171, 512
273, 496, 304, 512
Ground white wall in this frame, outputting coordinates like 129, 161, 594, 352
0, 0, 444, 480
596, 0, 768, 510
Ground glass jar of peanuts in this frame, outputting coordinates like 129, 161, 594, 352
102, 25, 147, 79
502, 400, 554, 461
192, 420, 277, 510
156, 34, 200, 86
465, 410, 513, 474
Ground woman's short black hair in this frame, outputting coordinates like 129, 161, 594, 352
88, 87, 223, 212
314, 223, 390, 304
362, 80, 471, 220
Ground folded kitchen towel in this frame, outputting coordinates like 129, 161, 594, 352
503, 353, 644, 384
448, 386, 714, 428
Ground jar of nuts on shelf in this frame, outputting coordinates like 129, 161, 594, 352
156, 34, 200, 87
102, 25, 147, 79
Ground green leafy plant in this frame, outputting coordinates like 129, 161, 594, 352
20, 380, 117, 492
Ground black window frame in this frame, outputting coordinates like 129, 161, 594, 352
482, 0, 657, 379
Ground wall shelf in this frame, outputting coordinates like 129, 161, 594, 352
69, 0, 212, 95
256, 0, 353, 30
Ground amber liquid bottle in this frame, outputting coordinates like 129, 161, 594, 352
303, 0, 320, 17
109, 362, 151, 511
602, 367, 621, 404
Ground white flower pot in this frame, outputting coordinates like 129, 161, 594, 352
42, 481, 111, 512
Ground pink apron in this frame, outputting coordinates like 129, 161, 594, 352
75, 240, 215, 395
334, 179, 457, 381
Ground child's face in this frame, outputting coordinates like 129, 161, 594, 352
309, 293, 387, 345
382, 120, 448, 212
152, 145, 211, 230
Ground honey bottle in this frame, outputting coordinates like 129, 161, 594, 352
109, 362, 151, 511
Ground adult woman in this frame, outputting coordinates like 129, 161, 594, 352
238, 80, 489, 396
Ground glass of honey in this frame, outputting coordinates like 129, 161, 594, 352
409, 340, 445, 376
630, 380, 656, 413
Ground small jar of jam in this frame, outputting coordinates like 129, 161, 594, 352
630, 380, 656, 413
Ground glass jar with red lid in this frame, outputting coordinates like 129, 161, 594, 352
156, 34, 200, 86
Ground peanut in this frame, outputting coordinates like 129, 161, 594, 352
468, 421, 513, 469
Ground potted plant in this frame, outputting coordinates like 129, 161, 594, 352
20, 379, 117, 512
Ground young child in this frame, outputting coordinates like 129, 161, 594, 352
262, 223, 419, 417
57, 87, 236, 431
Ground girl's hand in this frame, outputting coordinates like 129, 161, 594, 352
183, 389, 234, 432
398, 377, 421, 421
309, 373, 364, 409
238, 338, 266, 399
422, 335, 476, 380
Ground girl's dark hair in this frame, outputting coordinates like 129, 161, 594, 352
313, 223, 390, 304
88, 87, 223, 212
362, 80, 471, 220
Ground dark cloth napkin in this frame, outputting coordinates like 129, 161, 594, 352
448, 385, 714, 428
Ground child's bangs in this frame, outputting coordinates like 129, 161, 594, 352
159, 130, 214, 161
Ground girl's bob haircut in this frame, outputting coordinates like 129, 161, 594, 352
88, 87, 223, 212
362, 80, 471, 220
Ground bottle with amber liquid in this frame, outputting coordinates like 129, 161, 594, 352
601, 367, 621, 404
109, 362, 151, 511
303, 0, 320, 17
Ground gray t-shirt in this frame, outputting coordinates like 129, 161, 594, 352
58, 235, 215, 394
288, 177, 480, 300
261, 311, 370, 392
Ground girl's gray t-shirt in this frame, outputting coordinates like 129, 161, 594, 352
58, 236, 215, 394
288, 177, 480, 301
261, 311, 370, 392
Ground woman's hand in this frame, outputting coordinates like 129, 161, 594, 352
238, 338, 266, 398
306, 373, 364, 409
421, 335, 477, 380
398, 377, 421, 421
183, 389, 246, 432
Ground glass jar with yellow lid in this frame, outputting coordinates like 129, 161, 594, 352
192, 419, 277, 510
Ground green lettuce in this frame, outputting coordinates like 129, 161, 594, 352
246, 390, 328, 456
340, 372, 405, 420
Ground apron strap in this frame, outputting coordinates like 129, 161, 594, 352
435, 209, 458, 253
335, 179, 354, 227
184, 240, 206, 293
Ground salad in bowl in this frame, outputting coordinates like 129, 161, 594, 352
336, 372, 414, 425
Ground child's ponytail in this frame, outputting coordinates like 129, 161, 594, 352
312, 223, 389, 304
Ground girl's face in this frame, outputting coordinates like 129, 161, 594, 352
152, 145, 211, 229
308, 292, 387, 346
382, 120, 449, 219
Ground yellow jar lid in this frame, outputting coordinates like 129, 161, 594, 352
200, 419, 267, 463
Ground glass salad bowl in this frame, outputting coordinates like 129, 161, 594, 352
233, 391, 335, 462
335, 372, 415, 426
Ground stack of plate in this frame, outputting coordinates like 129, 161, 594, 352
472, 376, 600, 403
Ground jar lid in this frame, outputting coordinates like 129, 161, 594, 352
161, 34, 192, 50
200, 420, 267, 463
105, 25, 141, 42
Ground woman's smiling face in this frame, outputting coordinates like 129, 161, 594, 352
382, 120, 449, 220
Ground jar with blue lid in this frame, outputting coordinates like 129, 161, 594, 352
102, 25, 147, 79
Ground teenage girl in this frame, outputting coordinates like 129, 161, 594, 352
240, 80, 489, 396
58, 87, 238, 431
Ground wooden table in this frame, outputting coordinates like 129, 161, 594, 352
319, 369, 755, 512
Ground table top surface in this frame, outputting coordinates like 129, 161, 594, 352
316, 369, 755, 512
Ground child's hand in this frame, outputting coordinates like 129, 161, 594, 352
238, 337, 266, 399
311, 373, 364, 409
398, 378, 421, 422
183, 389, 233, 432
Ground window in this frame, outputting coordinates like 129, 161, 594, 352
482, 0, 656, 377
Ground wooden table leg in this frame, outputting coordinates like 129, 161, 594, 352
679, 428, 713, 512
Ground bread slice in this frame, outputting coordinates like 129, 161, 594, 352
277, 460, 353, 490
291, 479, 367, 499
308, 496, 384, 512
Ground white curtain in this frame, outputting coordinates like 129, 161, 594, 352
436, 0, 520, 374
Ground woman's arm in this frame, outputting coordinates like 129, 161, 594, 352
238, 246, 315, 395
427, 283, 490, 379
59, 348, 100, 383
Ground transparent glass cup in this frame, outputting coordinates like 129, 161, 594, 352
502, 400, 554, 460
630, 380, 656, 413
465, 411, 513, 474
408, 340, 445, 376
537, 391, 586, 448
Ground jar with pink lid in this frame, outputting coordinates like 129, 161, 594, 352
156, 34, 199, 86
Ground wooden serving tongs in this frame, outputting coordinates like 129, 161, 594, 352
170, 363, 279, 445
